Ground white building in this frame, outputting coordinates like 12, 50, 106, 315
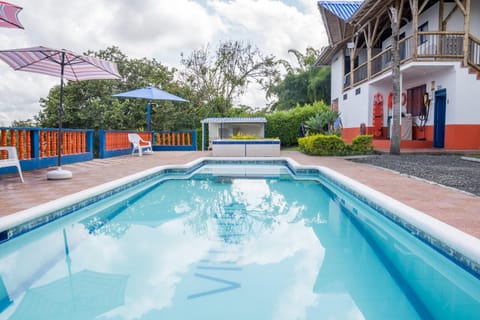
316, 0, 480, 149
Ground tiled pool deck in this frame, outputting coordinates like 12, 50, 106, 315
1, 151, 479, 239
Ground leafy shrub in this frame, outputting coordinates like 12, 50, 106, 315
298, 134, 345, 155
265, 101, 330, 146
350, 135, 374, 154
304, 110, 340, 134
299, 134, 373, 156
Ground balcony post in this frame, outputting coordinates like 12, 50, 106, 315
463, 0, 471, 66
364, 27, 372, 80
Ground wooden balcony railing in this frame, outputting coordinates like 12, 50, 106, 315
416, 32, 464, 58
353, 62, 368, 84
468, 34, 480, 70
343, 32, 476, 90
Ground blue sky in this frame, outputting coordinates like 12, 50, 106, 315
0, 0, 327, 125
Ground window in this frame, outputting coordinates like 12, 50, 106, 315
418, 22, 428, 44
344, 54, 351, 75
406, 85, 427, 116
355, 88, 361, 95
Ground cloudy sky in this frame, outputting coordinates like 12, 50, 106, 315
0, 0, 327, 126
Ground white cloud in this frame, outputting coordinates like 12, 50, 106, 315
0, 0, 328, 125
207, 0, 327, 61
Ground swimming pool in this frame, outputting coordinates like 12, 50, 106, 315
0, 158, 479, 319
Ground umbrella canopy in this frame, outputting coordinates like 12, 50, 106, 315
0, 1, 23, 29
0, 46, 122, 179
112, 86, 188, 102
0, 46, 121, 81
9, 270, 128, 320
112, 86, 188, 131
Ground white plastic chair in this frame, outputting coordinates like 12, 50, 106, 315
127, 133, 153, 156
0, 146, 24, 182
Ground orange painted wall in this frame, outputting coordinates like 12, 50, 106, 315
444, 124, 480, 149
342, 124, 480, 149
341, 127, 362, 143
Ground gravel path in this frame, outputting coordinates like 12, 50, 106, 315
349, 154, 480, 196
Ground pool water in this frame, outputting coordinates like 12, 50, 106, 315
0, 164, 479, 319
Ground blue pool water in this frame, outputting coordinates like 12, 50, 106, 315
0, 162, 479, 319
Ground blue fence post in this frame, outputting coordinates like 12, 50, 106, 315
191, 130, 197, 151
98, 130, 106, 158
86, 130, 94, 154
31, 129, 40, 159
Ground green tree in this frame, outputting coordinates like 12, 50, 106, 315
35, 46, 189, 131
11, 119, 37, 127
267, 48, 331, 111
265, 101, 330, 146
179, 40, 281, 116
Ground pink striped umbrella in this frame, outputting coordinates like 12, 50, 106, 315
0, 1, 23, 29
0, 46, 122, 179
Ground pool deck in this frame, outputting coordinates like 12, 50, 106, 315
1, 151, 479, 239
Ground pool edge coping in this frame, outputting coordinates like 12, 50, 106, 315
1, 156, 479, 270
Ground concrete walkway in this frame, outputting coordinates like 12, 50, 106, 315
1, 151, 479, 238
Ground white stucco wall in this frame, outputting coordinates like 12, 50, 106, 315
339, 84, 370, 128
471, 0, 480, 39
330, 50, 344, 107
416, 2, 463, 32
453, 66, 480, 124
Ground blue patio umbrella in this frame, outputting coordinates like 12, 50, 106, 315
112, 86, 188, 131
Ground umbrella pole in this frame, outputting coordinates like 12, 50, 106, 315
58, 68, 64, 168
146, 102, 151, 132
47, 53, 72, 180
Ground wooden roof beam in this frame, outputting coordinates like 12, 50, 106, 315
454, 0, 466, 15
419, 0, 430, 14
351, 0, 391, 27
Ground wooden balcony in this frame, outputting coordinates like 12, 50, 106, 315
343, 32, 480, 90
